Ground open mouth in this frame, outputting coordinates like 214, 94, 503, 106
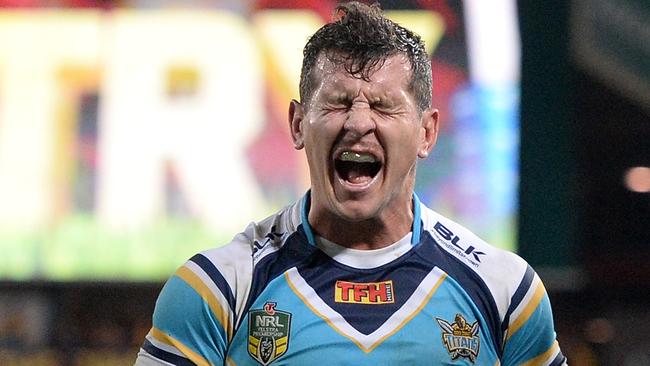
334, 151, 382, 185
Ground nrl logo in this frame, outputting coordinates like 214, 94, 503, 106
436, 314, 481, 363
248, 302, 292, 365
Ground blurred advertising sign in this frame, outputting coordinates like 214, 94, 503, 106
1, 9, 482, 281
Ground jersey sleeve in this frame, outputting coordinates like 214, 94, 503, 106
500, 266, 567, 366
134, 256, 237, 366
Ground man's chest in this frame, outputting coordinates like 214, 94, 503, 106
226, 265, 499, 365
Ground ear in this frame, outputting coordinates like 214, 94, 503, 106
288, 99, 305, 150
418, 108, 439, 158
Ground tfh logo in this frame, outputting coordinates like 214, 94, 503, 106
334, 280, 395, 304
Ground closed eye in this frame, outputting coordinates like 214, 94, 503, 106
370, 101, 389, 110
325, 99, 352, 111
370, 98, 400, 112
371, 103, 404, 116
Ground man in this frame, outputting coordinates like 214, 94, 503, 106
135, 2, 566, 365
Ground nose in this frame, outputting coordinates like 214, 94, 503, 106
343, 103, 376, 138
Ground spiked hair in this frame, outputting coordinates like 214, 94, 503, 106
299, 1, 432, 112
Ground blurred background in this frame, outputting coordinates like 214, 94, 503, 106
0, 0, 647, 365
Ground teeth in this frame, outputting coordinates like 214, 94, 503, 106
339, 151, 377, 163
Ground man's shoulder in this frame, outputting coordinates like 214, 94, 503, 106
167, 199, 304, 320
420, 204, 526, 270
418, 205, 565, 364
419, 204, 530, 318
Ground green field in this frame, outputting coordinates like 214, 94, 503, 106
0, 214, 228, 281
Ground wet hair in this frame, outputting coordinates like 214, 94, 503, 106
299, 1, 432, 112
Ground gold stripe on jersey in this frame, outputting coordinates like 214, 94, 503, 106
367, 273, 446, 352
285, 270, 370, 350
150, 327, 213, 366
521, 340, 559, 366
506, 282, 545, 340
175, 266, 233, 340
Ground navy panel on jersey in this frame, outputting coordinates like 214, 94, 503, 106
189, 253, 237, 312
502, 264, 535, 332
416, 230, 504, 356
142, 339, 196, 366
241, 226, 320, 327
297, 244, 437, 335
550, 352, 567, 366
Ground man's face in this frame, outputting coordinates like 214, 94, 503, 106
290, 53, 438, 225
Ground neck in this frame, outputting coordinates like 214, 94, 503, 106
307, 195, 414, 250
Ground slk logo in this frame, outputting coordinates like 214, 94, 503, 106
248, 302, 292, 365
334, 280, 394, 304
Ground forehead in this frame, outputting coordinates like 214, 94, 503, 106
312, 53, 413, 97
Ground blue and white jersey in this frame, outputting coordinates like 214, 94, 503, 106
135, 194, 566, 366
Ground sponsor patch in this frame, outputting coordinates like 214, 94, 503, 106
436, 314, 481, 363
248, 302, 291, 365
334, 280, 394, 304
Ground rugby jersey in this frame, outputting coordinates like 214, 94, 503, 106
135, 193, 567, 366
